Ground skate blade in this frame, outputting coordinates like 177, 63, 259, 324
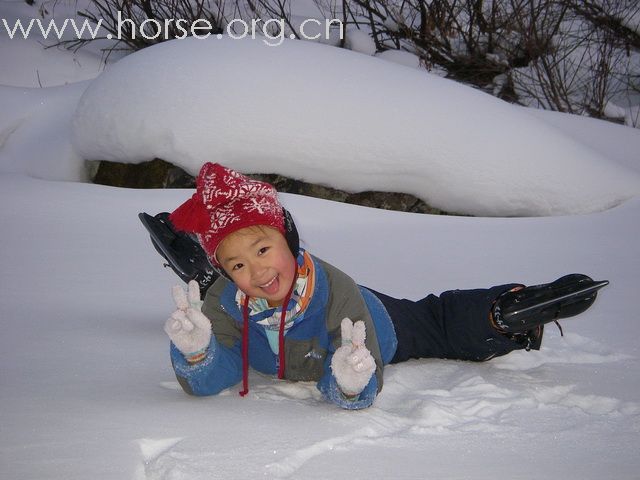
508, 280, 609, 317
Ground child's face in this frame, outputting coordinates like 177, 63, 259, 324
217, 226, 296, 306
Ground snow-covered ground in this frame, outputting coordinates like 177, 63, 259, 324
1, 175, 639, 480
1, 2, 639, 479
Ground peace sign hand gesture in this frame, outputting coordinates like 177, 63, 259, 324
330, 318, 377, 396
164, 280, 212, 363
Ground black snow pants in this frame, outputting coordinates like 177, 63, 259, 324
369, 284, 537, 364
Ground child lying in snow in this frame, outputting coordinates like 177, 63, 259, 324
153, 162, 608, 410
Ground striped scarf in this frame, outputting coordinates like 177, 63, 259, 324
235, 249, 315, 354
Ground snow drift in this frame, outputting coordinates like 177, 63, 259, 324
71, 36, 640, 216
2, 173, 639, 480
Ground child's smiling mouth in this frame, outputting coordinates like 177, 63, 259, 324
259, 275, 280, 295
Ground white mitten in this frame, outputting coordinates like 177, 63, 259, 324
331, 318, 377, 396
164, 280, 211, 363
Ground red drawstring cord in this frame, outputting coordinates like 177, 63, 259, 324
277, 283, 295, 379
239, 295, 251, 397
239, 262, 297, 397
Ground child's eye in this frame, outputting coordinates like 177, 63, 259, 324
258, 246, 270, 256
232, 263, 244, 271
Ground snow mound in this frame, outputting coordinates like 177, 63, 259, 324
71, 37, 640, 216
0, 83, 89, 181
344, 28, 376, 55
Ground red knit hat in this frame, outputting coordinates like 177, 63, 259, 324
169, 163, 285, 265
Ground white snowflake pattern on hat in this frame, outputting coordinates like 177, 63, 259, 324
210, 203, 242, 232
176, 162, 286, 265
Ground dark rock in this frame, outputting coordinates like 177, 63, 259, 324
345, 190, 443, 214
247, 174, 451, 215
89, 158, 195, 188
89, 159, 452, 215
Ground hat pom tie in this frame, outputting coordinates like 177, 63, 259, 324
169, 194, 211, 233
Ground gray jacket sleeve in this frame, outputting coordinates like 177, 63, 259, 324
202, 277, 241, 348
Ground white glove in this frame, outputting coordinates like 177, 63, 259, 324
331, 318, 377, 396
164, 280, 211, 363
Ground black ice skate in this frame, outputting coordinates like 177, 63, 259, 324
492, 274, 609, 335
138, 212, 218, 296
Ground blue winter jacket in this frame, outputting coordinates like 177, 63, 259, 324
170, 253, 398, 409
